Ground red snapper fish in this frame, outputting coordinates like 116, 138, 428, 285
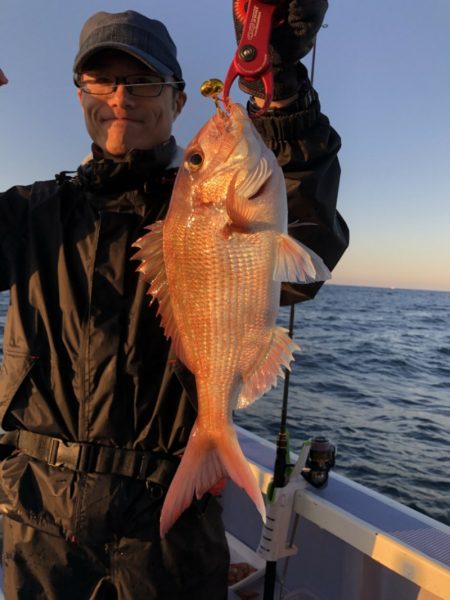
133, 102, 330, 537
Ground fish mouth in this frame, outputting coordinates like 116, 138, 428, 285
213, 107, 254, 165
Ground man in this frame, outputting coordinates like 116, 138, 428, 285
0, 5, 348, 599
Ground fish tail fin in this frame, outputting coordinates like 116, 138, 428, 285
160, 422, 266, 538
216, 427, 266, 522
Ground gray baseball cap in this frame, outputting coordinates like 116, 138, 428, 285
73, 10, 184, 88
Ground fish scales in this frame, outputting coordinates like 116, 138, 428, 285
166, 213, 274, 397
133, 102, 331, 537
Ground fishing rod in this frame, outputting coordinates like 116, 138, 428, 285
262, 303, 295, 600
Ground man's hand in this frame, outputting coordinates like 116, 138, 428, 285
232, 0, 328, 101
0, 69, 9, 86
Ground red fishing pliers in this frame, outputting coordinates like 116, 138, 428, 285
223, 0, 284, 117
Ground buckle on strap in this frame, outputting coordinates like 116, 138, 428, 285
47, 439, 153, 478
47, 438, 95, 471
15, 431, 179, 482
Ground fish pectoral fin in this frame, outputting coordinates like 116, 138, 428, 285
225, 157, 272, 229
132, 220, 188, 366
273, 234, 331, 283
237, 327, 300, 409
159, 423, 265, 538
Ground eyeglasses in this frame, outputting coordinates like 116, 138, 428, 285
75, 74, 185, 98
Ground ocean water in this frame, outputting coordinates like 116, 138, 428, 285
0, 285, 449, 526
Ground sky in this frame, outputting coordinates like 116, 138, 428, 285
1, 0, 449, 292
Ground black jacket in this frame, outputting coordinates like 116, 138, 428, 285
0, 99, 348, 542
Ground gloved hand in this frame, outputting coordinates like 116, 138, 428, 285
233, 0, 328, 101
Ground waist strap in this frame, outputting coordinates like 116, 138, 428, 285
3, 430, 180, 485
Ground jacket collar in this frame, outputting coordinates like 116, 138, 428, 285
76, 137, 179, 198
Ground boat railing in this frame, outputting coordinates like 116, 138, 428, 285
225, 426, 450, 600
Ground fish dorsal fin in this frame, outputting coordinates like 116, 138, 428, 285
226, 157, 271, 229
274, 234, 331, 283
236, 326, 300, 409
132, 221, 187, 365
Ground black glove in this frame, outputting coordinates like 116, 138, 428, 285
233, 0, 328, 101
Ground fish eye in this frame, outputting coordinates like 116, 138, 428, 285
185, 151, 204, 172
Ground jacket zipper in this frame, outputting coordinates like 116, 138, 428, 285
72, 209, 102, 541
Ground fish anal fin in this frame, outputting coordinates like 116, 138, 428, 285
237, 327, 300, 409
132, 220, 188, 366
160, 423, 265, 538
274, 234, 331, 284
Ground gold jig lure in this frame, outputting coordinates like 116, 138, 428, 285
200, 79, 227, 114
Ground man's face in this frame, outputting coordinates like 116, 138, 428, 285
77, 51, 186, 158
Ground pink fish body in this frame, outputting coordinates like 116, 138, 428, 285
134, 103, 330, 537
